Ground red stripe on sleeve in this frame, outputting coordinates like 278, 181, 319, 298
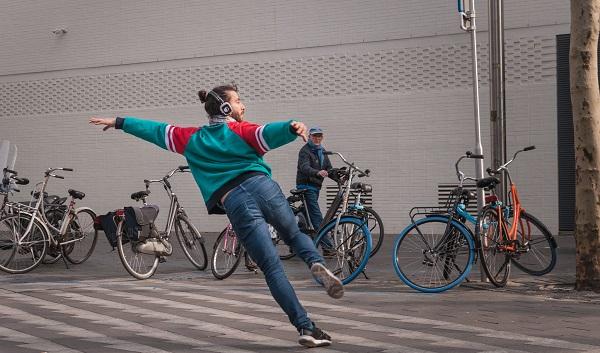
227, 121, 267, 155
169, 126, 199, 154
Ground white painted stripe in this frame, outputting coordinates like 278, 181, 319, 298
102, 284, 530, 353
0, 326, 83, 353
0, 302, 172, 353
131, 281, 600, 352
49, 289, 345, 353
0, 290, 258, 353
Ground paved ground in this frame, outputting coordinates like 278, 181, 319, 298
0, 232, 598, 353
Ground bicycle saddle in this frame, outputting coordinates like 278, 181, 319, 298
131, 190, 150, 201
68, 189, 86, 200
290, 189, 308, 195
476, 176, 500, 190
351, 182, 372, 193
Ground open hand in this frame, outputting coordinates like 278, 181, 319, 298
89, 117, 116, 131
290, 121, 308, 142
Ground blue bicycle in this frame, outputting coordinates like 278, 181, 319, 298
392, 152, 482, 293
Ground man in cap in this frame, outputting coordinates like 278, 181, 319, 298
296, 127, 334, 254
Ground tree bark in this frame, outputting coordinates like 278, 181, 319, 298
570, 0, 600, 291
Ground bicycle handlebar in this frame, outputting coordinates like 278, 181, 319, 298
3, 168, 17, 175
323, 151, 370, 177
455, 151, 484, 182
487, 145, 536, 175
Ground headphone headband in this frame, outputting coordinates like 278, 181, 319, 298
207, 90, 232, 116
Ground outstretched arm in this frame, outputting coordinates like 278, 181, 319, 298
89, 116, 198, 154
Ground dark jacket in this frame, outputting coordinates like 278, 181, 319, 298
296, 143, 333, 189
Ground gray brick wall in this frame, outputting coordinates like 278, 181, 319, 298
0, 0, 570, 233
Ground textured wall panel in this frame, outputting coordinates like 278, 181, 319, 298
0, 36, 555, 118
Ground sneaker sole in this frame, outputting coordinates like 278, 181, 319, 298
298, 336, 332, 348
311, 264, 344, 299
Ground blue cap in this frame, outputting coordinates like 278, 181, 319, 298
309, 126, 323, 135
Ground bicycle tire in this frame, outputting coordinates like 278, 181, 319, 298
42, 208, 65, 264
211, 226, 244, 280
175, 215, 208, 270
393, 215, 475, 293
362, 207, 384, 258
477, 206, 510, 287
510, 211, 557, 276
116, 219, 159, 280
0, 212, 48, 274
63, 208, 98, 264
313, 216, 371, 285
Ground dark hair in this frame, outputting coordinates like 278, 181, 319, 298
198, 83, 238, 116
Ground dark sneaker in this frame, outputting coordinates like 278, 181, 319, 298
298, 326, 332, 347
311, 262, 344, 299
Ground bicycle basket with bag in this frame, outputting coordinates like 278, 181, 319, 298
123, 205, 160, 242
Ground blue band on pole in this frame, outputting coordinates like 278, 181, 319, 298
458, 0, 463, 13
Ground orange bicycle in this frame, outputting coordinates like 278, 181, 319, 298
475, 146, 557, 287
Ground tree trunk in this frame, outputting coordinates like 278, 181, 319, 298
570, 0, 600, 291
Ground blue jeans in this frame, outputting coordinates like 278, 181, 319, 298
223, 175, 323, 331
303, 188, 323, 230
300, 187, 333, 249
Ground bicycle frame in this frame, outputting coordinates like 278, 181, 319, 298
139, 166, 190, 240
411, 152, 482, 254
487, 146, 534, 252
12, 168, 76, 247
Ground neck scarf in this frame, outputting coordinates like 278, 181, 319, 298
308, 140, 324, 167
208, 115, 234, 125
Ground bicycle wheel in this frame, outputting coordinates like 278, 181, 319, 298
362, 207, 384, 258
393, 215, 475, 293
63, 208, 98, 264
477, 206, 510, 287
511, 211, 557, 276
0, 213, 48, 274
42, 208, 65, 264
174, 215, 208, 270
116, 219, 159, 279
313, 216, 371, 285
211, 226, 244, 280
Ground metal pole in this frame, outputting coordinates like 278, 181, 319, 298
459, 0, 486, 282
489, 0, 508, 201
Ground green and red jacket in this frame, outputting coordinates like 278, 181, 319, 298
116, 116, 298, 214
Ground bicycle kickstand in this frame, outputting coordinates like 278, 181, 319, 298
361, 268, 369, 280
59, 248, 70, 269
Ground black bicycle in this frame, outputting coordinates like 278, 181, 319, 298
277, 151, 384, 259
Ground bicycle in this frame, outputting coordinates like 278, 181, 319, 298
112, 166, 208, 280
0, 167, 98, 273
392, 152, 481, 293
210, 223, 277, 280
476, 146, 557, 287
280, 151, 373, 284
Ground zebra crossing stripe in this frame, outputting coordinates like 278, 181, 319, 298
0, 325, 83, 353
0, 290, 270, 353
98, 283, 532, 353
49, 288, 353, 353
0, 302, 172, 353
72, 285, 437, 353
132, 280, 600, 352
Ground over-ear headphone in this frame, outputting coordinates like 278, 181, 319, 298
207, 90, 232, 116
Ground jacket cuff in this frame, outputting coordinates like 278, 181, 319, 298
115, 117, 125, 129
